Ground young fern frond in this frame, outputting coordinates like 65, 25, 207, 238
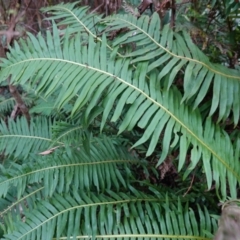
2, 191, 217, 240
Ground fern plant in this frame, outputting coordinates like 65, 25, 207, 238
0, 1, 239, 239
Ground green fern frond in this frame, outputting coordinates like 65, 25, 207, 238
104, 13, 240, 125
0, 22, 239, 198
29, 97, 61, 116
0, 185, 44, 218
41, 1, 99, 39
1, 191, 217, 240
41, 2, 121, 57
0, 117, 52, 159
52, 120, 86, 143
0, 137, 140, 198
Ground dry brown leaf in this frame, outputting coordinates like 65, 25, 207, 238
39, 146, 59, 156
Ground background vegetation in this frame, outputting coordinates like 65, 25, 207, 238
0, 0, 239, 239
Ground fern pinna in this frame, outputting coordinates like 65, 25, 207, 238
0, 2, 239, 239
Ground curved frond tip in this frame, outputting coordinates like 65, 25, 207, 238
104, 13, 240, 125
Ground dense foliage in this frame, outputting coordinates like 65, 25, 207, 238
0, 0, 239, 239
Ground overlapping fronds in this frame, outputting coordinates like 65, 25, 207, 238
0, 21, 238, 198
0, 137, 139, 199
41, 3, 240, 124
104, 13, 240, 125
0, 109, 91, 160
0, 117, 52, 159
2, 190, 217, 240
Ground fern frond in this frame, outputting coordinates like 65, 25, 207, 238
0, 185, 44, 218
0, 137, 140, 198
41, 2, 121, 58
1, 191, 217, 240
29, 97, 61, 116
41, 2, 99, 39
104, 13, 240, 125
0, 117, 52, 159
0, 22, 239, 198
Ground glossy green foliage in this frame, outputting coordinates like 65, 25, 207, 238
104, 13, 240, 125
0, 137, 139, 198
0, 117, 52, 159
0, 12, 239, 198
0, 2, 238, 239
2, 190, 217, 240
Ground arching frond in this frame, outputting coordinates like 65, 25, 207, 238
40, 2, 240, 125
104, 13, 240, 125
1, 190, 217, 240
0, 137, 140, 198
0, 24, 238, 198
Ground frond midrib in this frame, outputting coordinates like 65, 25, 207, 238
54, 125, 83, 142
42, 5, 124, 58
49, 5, 95, 38
0, 187, 44, 217
0, 135, 53, 142
3, 57, 239, 181
11, 198, 178, 239
0, 159, 138, 187
110, 16, 240, 81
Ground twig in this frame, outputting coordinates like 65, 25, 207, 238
183, 174, 195, 197
10, 104, 19, 119
90, 2, 104, 13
